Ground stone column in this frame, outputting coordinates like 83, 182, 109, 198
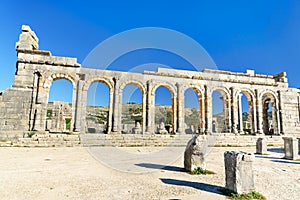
112, 77, 121, 133
70, 83, 78, 132
172, 95, 177, 134
107, 89, 114, 134
176, 83, 185, 134
142, 90, 147, 133
145, 81, 155, 133
200, 94, 205, 133
35, 86, 49, 132
29, 72, 40, 131
230, 87, 238, 134
250, 98, 257, 134
73, 80, 83, 132
204, 85, 212, 134
224, 151, 255, 194
283, 137, 299, 160
277, 91, 284, 134
274, 101, 281, 135
238, 93, 243, 133
255, 90, 263, 134
80, 89, 88, 134
224, 97, 231, 133
256, 138, 267, 154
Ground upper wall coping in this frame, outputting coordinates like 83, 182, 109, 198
144, 67, 287, 84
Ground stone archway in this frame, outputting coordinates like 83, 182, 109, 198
235, 89, 256, 134
261, 92, 279, 135
39, 73, 77, 132
152, 83, 177, 134
210, 87, 231, 133
81, 78, 114, 134
119, 81, 146, 134
183, 87, 204, 134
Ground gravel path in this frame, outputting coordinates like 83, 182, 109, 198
0, 146, 299, 200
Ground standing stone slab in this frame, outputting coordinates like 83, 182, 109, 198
224, 151, 255, 194
256, 138, 267, 154
184, 135, 207, 171
282, 137, 299, 160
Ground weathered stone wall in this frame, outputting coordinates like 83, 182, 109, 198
0, 25, 300, 139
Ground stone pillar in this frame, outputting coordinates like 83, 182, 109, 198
238, 93, 243, 133
35, 86, 49, 132
277, 91, 283, 134
107, 89, 114, 133
112, 77, 120, 133
142, 91, 147, 133
73, 80, 83, 132
250, 98, 257, 134
145, 81, 155, 133
255, 90, 263, 134
224, 97, 231, 133
204, 85, 212, 134
224, 151, 255, 194
256, 138, 267, 154
176, 83, 184, 134
200, 94, 205, 133
283, 137, 299, 160
274, 101, 281, 135
172, 95, 177, 134
184, 135, 207, 171
80, 89, 88, 134
230, 87, 238, 134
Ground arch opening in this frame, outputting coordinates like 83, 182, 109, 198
211, 89, 230, 133
121, 84, 143, 134
262, 93, 277, 135
46, 79, 73, 133
155, 86, 174, 134
86, 82, 111, 134
184, 88, 201, 134
237, 91, 254, 134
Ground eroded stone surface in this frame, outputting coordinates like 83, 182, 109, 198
224, 151, 255, 194
283, 137, 299, 160
256, 138, 267, 154
184, 135, 207, 171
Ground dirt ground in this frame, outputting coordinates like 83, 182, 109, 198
0, 146, 299, 200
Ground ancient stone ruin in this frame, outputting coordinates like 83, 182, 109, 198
1, 25, 300, 140
282, 137, 299, 160
224, 151, 255, 194
256, 137, 267, 155
184, 135, 207, 171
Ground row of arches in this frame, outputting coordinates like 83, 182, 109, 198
45, 76, 281, 135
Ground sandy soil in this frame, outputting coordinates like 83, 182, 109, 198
0, 146, 299, 200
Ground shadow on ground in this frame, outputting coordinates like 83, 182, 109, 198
160, 178, 223, 195
135, 163, 185, 172
255, 155, 282, 160
267, 147, 284, 153
271, 159, 300, 165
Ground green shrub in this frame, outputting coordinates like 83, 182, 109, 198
28, 131, 36, 138
219, 188, 266, 200
189, 167, 215, 175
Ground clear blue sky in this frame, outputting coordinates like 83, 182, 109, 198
1, 1, 300, 113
